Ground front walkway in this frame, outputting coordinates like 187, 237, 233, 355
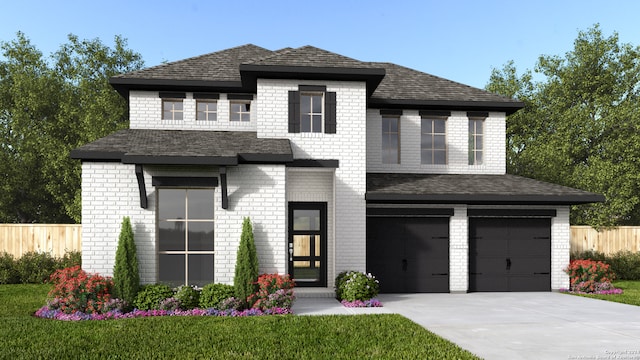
293, 292, 640, 360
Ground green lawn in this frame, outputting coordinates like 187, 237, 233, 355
0, 284, 480, 359
568, 280, 640, 306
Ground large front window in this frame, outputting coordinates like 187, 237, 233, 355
300, 92, 323, 133
157, 189, 214, 287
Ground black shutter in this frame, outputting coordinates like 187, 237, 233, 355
325, 92, 337, 134
288, 91, 300, 133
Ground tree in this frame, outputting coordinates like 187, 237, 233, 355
0, 32, 144, 223
113, 216, 139, 304
487, 25, 640, 226
234, 217, 259, 308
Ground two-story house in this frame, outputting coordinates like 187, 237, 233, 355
71, 44, 603, 294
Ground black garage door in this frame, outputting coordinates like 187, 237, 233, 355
367, 217, 449, 293
469, 218, 551, 292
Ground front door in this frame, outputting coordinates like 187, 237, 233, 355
288, 202, 327, 287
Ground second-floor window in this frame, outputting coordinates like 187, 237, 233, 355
421, 117, 447, 165
381, 116, 400, 164
469, 118, 484, 165
163, 99, 183, 121
301, 92, 323, 133
196, 100, 217, 121
230, 101, 251, 122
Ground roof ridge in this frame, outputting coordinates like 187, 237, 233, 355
243, 46, 298, 65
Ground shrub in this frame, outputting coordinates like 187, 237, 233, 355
606, 251, 640, 280
158, 297, 182, 311
199, 283, 236, 309
175, 285, 200, 310
249, 273, 295, 310
113, 216, 140, 304
47, 265, 114, 314
337, 271, 379, 302
16, 251, 58, 283
334, 271, 350, 300
218, 297, 242, 311
59, 250, 82, 269
234, 217, 259, 308
0, 252, 19, 284
133, 284, 174, 310
570, 250, 606, 262
565, 259, 616, 293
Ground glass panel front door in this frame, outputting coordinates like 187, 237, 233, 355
289, 203, 327, 287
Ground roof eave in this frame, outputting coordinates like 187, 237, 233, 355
368, 98, 525, 115
365, 193, 606, 205
109, 77, 245, 98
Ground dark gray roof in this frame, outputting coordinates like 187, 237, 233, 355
109, 44, 522, 112
366, 173, 605, 205
70, 129, 293, 165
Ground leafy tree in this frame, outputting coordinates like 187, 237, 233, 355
234, 217, 259, 308
113, 216, 139, 304
0, 32, 143, 223
487, 25, 640, 226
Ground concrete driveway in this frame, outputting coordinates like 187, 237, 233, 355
377, 292, 640, 360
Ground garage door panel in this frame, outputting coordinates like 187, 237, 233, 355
469, 274, 508, 292
508, 275, 550, 291
509, 257, 550, 275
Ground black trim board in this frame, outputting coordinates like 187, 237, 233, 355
122, 155, 239, 166
380, 109, 403, 116
286, 159, 339, 168
193, 92, 220, 99
152, 177, 218, 187
365, 193, 605, 205
467, 209, 557, 217
368, 99, 524, 115
299, 85, 326, 92
227, 93, 254, 100
420, 110, 451, 117
220, 167, 228, 210
367, 207, 454, 217
467, 111, 489, 118
135, 164, 148, 209
159, 92, 186, 99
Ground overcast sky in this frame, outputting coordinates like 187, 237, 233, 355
1, 0, 639, 88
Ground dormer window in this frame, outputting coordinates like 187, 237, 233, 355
230, 101, 251, 122
194, 93, 219, 121
289, 85, 336, 134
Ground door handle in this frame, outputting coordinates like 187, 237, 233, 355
402, 259, 408, 271
506, 258, 512, 270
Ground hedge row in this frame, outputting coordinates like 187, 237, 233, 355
0, 251, 81, 284
571, 250, 640, 280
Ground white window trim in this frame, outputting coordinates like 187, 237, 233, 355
300, 92, 324, 133
162, 99, 184, 121
469, 118, 484, 166
421, 117, 448, 165
381, 116, 400, 164
196, 100, 217, 121
230, 101, 251, 122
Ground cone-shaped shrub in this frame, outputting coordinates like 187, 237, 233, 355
234, 217, 259, 308
113, 216, 139, 304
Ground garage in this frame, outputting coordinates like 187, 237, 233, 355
366, 208, 451, 293
469, 215, 551, 292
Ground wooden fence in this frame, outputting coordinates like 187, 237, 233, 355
570, 226, 640, 254
0, 224, 81, 258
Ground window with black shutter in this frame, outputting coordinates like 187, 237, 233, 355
288, 85, 336, 134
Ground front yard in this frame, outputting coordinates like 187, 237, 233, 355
567, 280, 640, 306
0, 284, 479, 359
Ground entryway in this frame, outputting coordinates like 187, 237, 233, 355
288, 202, 327, 287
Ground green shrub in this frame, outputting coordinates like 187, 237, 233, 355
199, 283, 235, 309
59, 250, 82, 269
133, 284, 174, 310
0, 252, 19, 284
113, 216, 140, 304
15, 251, 58, 283
607, 251, 640, 280
337, 271, 379, 301
334, 271, 350, 300
174, 285, 200, 310
234, 217, 259, 308
570, 250, 606, 262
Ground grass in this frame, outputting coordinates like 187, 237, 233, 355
0, 284, 480, 359
568, 280, 640, 306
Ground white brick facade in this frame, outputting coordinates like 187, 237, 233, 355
367, 110, 506, 174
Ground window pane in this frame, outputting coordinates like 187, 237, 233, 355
230, 111, 240, 121
434, 135, 446, 150
389, 118, 398, 133
434, 150, 447, 165
476, 135, 483, 151
381, 133, 389, 150
422, 119, 432, 133
476, 120, 483, 133
294, 210, 320, 231
469, 120, 475, 133
174, 102, 183, 111
421, 133, 432, 149
301, 95, 311, 114
174, 111, 183, 121
381, 117, 390, 131
197, 103, 206, 111
188, 189, 214, 219
421, 149, 433, 164
188, 254, 214, 287
476, 151, 483, 164
385, 148, 398, 164
434, 119, 446, 133
301, 114, 311, 132
163, 110, 171, 120
188, 222, 214, 251
311, 95, 322, 113
159, 254, 185, 288
163, 101, 173, 111
241, 112, 250, 122
159, 221, 185, 251
389, 132, 398, 150
158, 189, 186, 219
197, 111, 205, 120
312, 115, 322, 132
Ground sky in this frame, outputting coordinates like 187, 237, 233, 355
1, 0, 639, 89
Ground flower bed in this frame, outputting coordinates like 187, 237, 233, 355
340, 298, 383, 308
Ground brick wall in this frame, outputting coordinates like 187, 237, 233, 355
551, 206, 571, 290
449, 206, 469, 292
367, 110, 506, 174
257, 79, 367, 276
129, 91, 257, 131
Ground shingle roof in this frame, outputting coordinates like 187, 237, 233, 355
366, 173, 605, 205
109, 44, 522, 111
70, 129, 293, 165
